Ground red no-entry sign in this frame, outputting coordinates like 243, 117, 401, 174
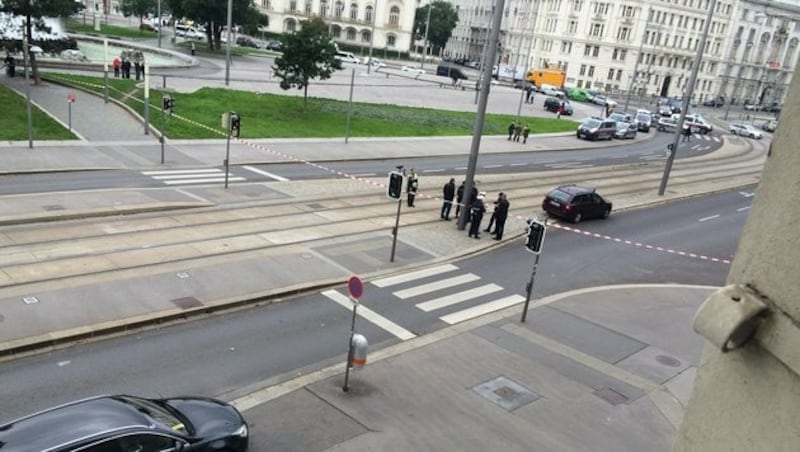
348, 275, 363, 299
67, 94, 75, 103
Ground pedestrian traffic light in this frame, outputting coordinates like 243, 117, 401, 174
525, 218, 546, 254
230, 113, 240, 138
162, 95, 174, 114
387, 171, 404, 200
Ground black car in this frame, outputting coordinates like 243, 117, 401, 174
236, 37, 260, 48
576, 117, 616, 141
635, 112, 653, 132
265, 41, 282, 51
0, 394, 249, 452
543, 96, 573, 115
542, 185, 612, 223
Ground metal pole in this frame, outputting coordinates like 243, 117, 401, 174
390, 197, 402, 262
225, 0, 233, 86
225, 113, 232, 189
458, 0, 506, 230
420, 3, 432, 69
157, 0, 162, 48
624, 6, 650, 112
345, 68, 355, 143
516, 88, 525, 120
367, 8, 376, 74
143, 62, 150, 135
68, 102, 72, 132
659, 0, 716, 196
103, 39, 109, 103
23, 36, 33, 149
520, 217, 546, 322
342, 300, 358, 392
474, 12, 493, 105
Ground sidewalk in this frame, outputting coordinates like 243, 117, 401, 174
236, 284, 713, 451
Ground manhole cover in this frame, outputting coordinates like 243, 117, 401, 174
171, 297, 203, 309
473, 376, 540, 412
593, 387, 629, 406
655, 354, 682, 367
42, 205, 65, 211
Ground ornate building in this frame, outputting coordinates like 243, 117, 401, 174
256, 0, 417, 53
444, 0, 798, 105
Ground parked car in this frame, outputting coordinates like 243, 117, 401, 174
614, 121, 638, 139
540, 85, 563, 98
657, 116, 678, 133
235, 36, 260, 48
436, 63, 468, 80
729, 123, 764, 139
657, 105, 673, 117
635, 112, 653, 132
608, 112, 632, 123
544, 97, 573, 115
265, 41, 283, 51
591, 94, 607, 105
703, 97, 724, 107
139, 22, 157, 32
514, 80, 534, 90
567, 87, 591, 102
0, 394, 249, 451
684, 114, 713, 134
366, 57, 386, 68
542, 184, 613, 224
402, 65, 425, 75
576, 117, 617, 141
762, 120, 778, 132
744, 103, 761, 111
335, 51, 361, 64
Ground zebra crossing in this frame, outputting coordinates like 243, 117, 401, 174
322, 264, 524, 340
141, 169, 246, 185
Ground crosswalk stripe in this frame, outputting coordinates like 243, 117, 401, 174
242, 165, 290, 181
162, 177, 246, 185
151, 172, 226, 179
321, 290, 416, 340
416, 284, 503, 312
393, 274, 480, 299
371, 264, 458, 288
439, 295, 526, 325
142, 169, 223, 175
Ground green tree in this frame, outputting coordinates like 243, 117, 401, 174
272, 18, 342, 108
165, 0, 265, 50
0, 0, 84, 84
413, 1, 459, 55
119, 0, 155, 26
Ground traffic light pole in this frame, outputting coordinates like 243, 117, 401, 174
520, 217, 547, 322
224, 112, 232, 189
389, 198, 402, 262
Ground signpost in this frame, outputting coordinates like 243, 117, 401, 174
67, 94, 75, 133
521, 217, 547, 322
343, 275, 363, 392
388, 167, 405, 262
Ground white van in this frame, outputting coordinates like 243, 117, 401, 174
335, 51, 361, 64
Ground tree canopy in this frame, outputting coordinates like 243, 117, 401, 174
413, 0, 459, 55
119, 0, 154, 24
272, 18, 342, 107
164, 0, 265, 50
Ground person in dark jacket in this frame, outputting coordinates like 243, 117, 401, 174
468, 193, 487, 238
492, 193, 510, 240
464, 185, 478, 224
507, 122, 516, 140
455, 181, 465, 217
441, 178, 456, 220
484, 192, 503, 233
4, 53, 16, 78
406, 168, 419, 207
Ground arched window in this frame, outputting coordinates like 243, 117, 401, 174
334, 1, 343, 18
286, 19, 297, 32
362, 30, 371, 42
365, 5, 374, 23
386, 34, 396, 47
346, 27, 357, 40
304, 1, 312, 14
331, 24, 342, 38
785, 37, 799, 68
389, 6, 400, 26
350, 3, 358, 20
320, 0, 328, 17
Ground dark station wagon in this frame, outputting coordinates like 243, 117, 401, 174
542, 185, 613, 223
0, 394, 249, 452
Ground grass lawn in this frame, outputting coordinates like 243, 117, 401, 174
65, 18, 162, 40
0, 86, 77, 141
42, 72, 579, 140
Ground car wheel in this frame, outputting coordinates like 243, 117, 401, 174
602, 208, 611, 219
573, 212, 583, 223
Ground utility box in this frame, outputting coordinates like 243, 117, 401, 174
221, 112, 230, 129
350, 334, 368, 369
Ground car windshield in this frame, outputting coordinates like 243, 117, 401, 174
582, 119, 601, 128
636, 114, 650, 121
616, 122, 630, 130
548, 189, 572, 202
114, 396, 191, 434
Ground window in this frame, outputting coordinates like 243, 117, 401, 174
287, 19, 297, 31
621, 5, 634, 17
304, 1, 312, 14
361, 30, 371, 42
289, 0, 297, 12
607, 68, 614, 80
588, 65, 595, 76
561, 41, 572, 53
365, 5, 373, 23
334, 1, 343, 18
319, 0, 328, 17
593, 46, 599, 57
617, 27, 629, 40
386, 34, 396, 47
567, 20, 578, 34
590, 23, 604, 37
616, 69, 622, 81
580, 64, 586, 75
346, 28, 356, 40
331, 25, 342, 38
593, 2, 609, 15
389, 6, 400, 26
350, 3, 357, 20
573, 0, 583, 12
577, 79, 584, 88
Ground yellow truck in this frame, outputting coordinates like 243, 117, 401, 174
525, 68, 566, 89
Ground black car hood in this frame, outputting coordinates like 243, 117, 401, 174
165, 397, 244, 437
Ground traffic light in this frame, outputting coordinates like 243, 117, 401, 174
387, 171, 403, 200
230, 113, 240, 138
162, 95, 174, 114
525, 218, 546, 254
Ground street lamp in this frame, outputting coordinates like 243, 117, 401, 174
22, 37, 43, 149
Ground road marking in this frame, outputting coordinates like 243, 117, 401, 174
739, 191, 755, 198
142, 169, 222, 175
349, 172, 377, 177
510, 162, 527, 166
162, 177, 246, 185
440, 295, 526, 325
455, 167, 468, 170
371, 264, 458, 288
151, 172, 233, 180
737, 206, 751, 212
547, 163, 594, 169
483, 164, 502, 168
242, 165, 290, 181
422, 169, 445, 173
691, 145, 701, 150
416, 284, 503, 312
322, 290, 416, 340
394, 274, 481, 299
698, 214, 720, 222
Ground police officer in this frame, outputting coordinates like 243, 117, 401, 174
493, 193, 510, 241
468, 192, 487, 239
406, 168, 419, 207
441, 178, 455, 220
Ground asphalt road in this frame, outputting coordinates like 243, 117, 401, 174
0, 187, 750, 423
0, 133, 721, 195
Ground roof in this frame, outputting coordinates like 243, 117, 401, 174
0, 396, 153, 452
554, 185, 595, 196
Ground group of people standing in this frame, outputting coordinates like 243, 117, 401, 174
508, 122, 530, 144
111, 50, 146, 80
440, 178, 510, 241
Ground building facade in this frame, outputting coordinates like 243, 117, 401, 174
445, 0, 799, 105
256, 0, 417, 53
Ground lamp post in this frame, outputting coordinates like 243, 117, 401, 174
157, 0, 162, 48
224, 0, 233, 86
419, 1, 432, 69
367, 3, 377, 74
22, 36, 34, 149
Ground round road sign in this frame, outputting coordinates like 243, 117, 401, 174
348, 275, 363, 299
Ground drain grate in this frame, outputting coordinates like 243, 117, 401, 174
593, 387, 629, 406
42, 205, 65, 211
655, 354, 682, 367
171, 297, 203, 309
473, 376, 540, 412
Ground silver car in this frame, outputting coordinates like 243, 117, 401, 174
614, 121, 638, 139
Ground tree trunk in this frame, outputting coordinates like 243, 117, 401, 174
303, 83, 308, 109
26, 14, 41, 85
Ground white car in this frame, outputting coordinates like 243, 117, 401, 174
335, 52, 361, 64
366, 58, 386, 68
401, 65, 425, 75
743, 103, 761, 111
729, 123, 764, 139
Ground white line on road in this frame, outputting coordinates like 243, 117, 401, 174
322, 290, 416, 340
739, 191, 755, 198
151, 172, 226, 179
162, 177, 247, 185
440, 295, 526, 325
242, 165, 290, 181
483, 164, 503, 168
142, 169, 223, 175
698, 214, 721, 222
350, 173, 377, 177
393, 274, 481, 299
455, 167, 467, 170
371, 264, 459, 288
510, 163, 527, 166
737, 206, 751, 212
416, 284, 503, 312
422, 169, 445, 173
